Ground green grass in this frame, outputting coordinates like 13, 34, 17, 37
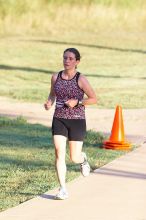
0, 1, 146, 108
0, 35, 146, 108
0, 116, 128, 211
1, 0, 146, 36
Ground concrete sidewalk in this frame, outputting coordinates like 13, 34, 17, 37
1, 143, 146, 220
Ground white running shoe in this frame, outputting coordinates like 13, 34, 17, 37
80, 152, 90, 177
55, 187, 68, 200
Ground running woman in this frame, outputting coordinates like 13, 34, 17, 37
44, 48, 97, 200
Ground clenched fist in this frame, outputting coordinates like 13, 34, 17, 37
44, 100, 52, 110
64, 99, 78, 108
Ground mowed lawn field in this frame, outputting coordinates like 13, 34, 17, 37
0, 0, 146, 108
0, 35, 145, 108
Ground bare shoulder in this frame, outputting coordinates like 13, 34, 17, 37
51, 72, 59, 83
79, 73, 89, 81
78, 73, 90, 88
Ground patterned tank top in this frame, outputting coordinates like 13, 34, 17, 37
53, 71, 85, 119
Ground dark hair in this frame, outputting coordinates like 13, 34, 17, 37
63, 48, 81, 61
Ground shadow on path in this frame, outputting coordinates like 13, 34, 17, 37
95, 167, 146, 180
39, 194, 56, 200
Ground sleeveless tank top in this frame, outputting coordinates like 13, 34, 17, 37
53, 71, 85, 119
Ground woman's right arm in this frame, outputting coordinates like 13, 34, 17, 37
44, 73, 57, 110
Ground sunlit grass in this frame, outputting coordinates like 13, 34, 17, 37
0, 1, 146, 36
0, 35, 146, 108
0, 1, 146, 108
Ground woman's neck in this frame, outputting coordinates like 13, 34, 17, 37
63, 69, 77, 80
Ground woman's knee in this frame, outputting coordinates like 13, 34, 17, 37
55, 149, 65, 160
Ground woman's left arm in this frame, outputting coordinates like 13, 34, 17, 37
78, 75, 97, 106
64, 75, 97, 108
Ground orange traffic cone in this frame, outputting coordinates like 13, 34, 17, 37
103, 105, 131, 150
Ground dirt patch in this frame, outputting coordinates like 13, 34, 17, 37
0, 97, 146, 144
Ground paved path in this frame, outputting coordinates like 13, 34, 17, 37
0, 97, 146, 219
0, 97, 146, 144
0, 143, 146, 220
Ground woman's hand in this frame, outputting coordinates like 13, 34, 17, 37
44, 100, 52, 110
64, 99, 78, 108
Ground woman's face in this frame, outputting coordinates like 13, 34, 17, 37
63, 51, 79, 70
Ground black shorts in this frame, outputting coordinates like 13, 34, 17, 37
52, 117, 86, 141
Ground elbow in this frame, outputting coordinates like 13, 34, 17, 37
93, 95, 98, 105
89, 97, 97, 105
94, 98, 98, 105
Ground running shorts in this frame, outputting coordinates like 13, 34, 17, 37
52, 117, 86, 141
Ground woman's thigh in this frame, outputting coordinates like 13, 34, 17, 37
53, 135, 67, 159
